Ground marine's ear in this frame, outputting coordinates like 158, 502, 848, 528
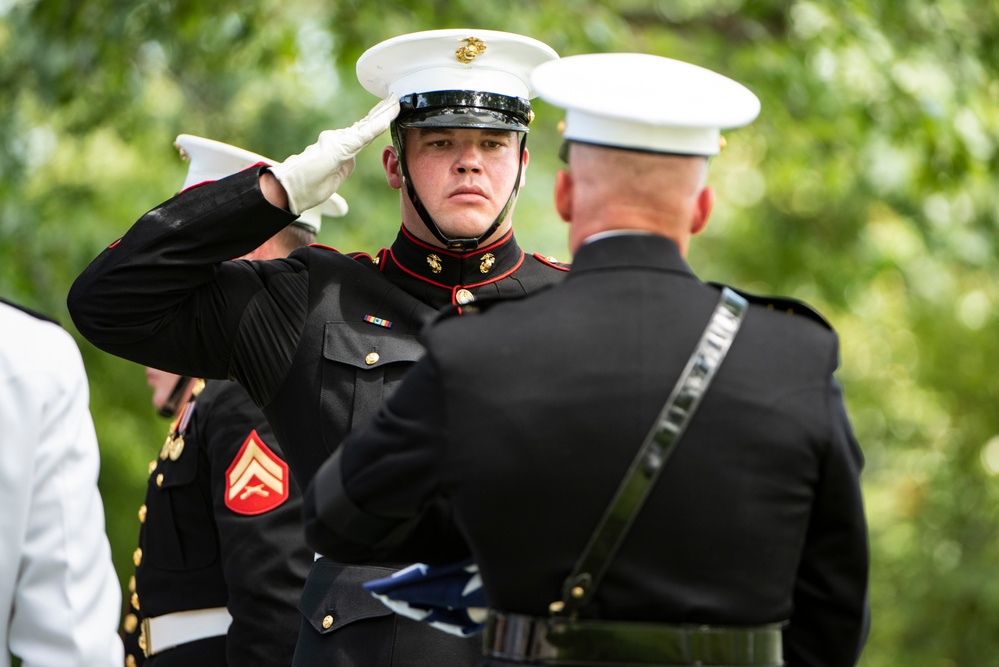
554, 169, 573, 223
691, 186, 714, 235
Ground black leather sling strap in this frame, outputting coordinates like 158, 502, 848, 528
484, 287, 786, 666
555, 287, 748, 618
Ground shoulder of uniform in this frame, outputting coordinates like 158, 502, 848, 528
347, 248, 390, 268
346, 250, 376, 263
303, 242, 344, 255
531, 252, 571, 272
709, 282, 833, 330
300, 244, 383, 267
0, 297, 60, 326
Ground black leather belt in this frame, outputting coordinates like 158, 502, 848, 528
484, 611, 784, 666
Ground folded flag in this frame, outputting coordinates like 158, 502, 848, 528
363, 558, 488, 636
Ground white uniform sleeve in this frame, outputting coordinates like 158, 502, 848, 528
0, 304, 124, 667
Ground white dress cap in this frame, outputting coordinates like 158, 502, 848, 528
531, 53, 760, 156
357, 29, 558, 101
173, 134, 348, 233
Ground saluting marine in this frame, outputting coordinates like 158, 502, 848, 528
118, 136, 328, 666
304, 53, 870, 667
69, 29, 568, 666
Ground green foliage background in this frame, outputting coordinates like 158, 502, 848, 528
3, 1, 997, 664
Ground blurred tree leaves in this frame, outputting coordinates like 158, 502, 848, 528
2, 1, 998, 664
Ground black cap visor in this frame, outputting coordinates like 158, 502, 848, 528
398, 91, 532, 132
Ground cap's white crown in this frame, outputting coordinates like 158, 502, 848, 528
173, 134, 348, 232
531, 53, 760, 156
357, 29, 558, 101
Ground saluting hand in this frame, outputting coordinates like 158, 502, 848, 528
271, 94, 400, 215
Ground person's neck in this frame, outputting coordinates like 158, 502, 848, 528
572, 218, 688, 257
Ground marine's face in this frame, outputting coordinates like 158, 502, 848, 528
393, 126, 527, 244
145, 367, 183, 412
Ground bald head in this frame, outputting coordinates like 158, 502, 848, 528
555, 142, 713, 256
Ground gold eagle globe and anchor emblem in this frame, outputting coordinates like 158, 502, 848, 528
427, 253, 443, 274
455, 37, 487, 63
479, 253, 496, 274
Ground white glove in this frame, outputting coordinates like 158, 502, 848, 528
271, 95, 400, 215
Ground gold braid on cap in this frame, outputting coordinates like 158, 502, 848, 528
455, 37, 486, 63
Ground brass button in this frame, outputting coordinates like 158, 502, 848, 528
322, 614, 334, 629
131, 592, 140, 610
156, 473, 164, 487
365, 352, 380, 365
571, 586, 585, 599
192, 379, 206, 396
133, 548, 142, 567
128, 575, 136, 593
456, 289, 475, 305
124, 613, 138, 633
138, 504, 147, 523
138, 630, 146, 652
148, 460, 157, 474
126, 655, 137, 667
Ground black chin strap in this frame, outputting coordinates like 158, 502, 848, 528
157, 375, 193, 419
393, 122, 527, 252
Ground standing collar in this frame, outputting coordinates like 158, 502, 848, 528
569, 233, 695, 276
582, 229, 658, 245
382, 225, 525, 288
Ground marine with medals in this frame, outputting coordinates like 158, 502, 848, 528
69, 29, 568, 666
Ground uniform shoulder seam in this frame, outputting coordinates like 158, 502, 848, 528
0, 298, 61, 326
708, 283, 832, 329
531, 252, 571, 272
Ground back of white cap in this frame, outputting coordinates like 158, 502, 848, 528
531, 53, 760, 157
173, 134, 348, 233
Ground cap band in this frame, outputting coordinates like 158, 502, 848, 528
565, 109, 721, 157
399, 91, 532, 131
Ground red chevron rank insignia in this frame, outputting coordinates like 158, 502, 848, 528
225, 430, 290, 515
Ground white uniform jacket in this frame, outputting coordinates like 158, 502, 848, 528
0, 300, 123, 667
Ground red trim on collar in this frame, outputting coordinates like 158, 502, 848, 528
384, 245, 525, 290
399, 224, 515, 257
463, 251, 525, 287
384, 246, 455, 290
